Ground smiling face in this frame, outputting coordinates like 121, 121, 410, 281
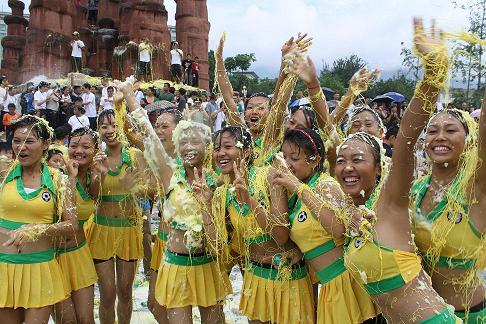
425, 112, 467, 167
281, 140, 319, 183
335, 139, 380, 204
244, 96, 269, 135
155, 112, 178, 148
348, 110, 382, 137
68, 134, 97, 168
213, 131, 246, 174
285, 109, 311, 131
12, 126, 49, 167
177, 129, 207, 168
98, 114, 119, 147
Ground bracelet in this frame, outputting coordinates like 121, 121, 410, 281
308, 88, 323, 103
297, 183, 308, 198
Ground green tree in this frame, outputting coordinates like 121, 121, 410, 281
234, 53, 256, 72
208, 50, 215, 90
331, 54, 367, 85
365, 72, 415, 101
400, 42, 421, 81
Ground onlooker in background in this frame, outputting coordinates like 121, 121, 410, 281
233, 91, 244, 114
134, 86, 145, 106
68, 98, 90, 131
91, 85, 101, 109
59, 86, 72, 124
53, 125, 71, 149
200, 93, 208, 110
385, 102, 400, 129
192, 56, 199, 87
383, 125, 398, 158
87, 0, 99, 26
81, 83, 97, 129
143, 87, 158, 106
176, 88, 187, 112
186, 91, 197, 108
205, 93, 218, 125
184, 98, 210, 126
34, 81, 51, 118
170, 41, 183, 83
213, 101, 227, 132
138, 38, 152, 82
101, 77, 115, 97
71, 31, 85, 72
327, 92, 340, 113
158, 82, 175, 102
70, 85, 83, 102
183, 53, 193, 85
0, 76, 8, 107
20, 83, 35, 115
100, 86, 115, 112
45, 86, 61, 128
3, 87, 21, 120
3, 103, 20, 145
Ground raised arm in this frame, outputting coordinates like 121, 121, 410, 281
214, 33, 244, 128
381, 18, 448, 207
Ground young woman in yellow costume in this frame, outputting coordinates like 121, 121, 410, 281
193, 126, 314, 324
54, 127, 108, 324
410, 95, 486, 321
268, 128, 380, 323
116, 77, 230, 324
147, 108, 183, 324
86, 107, 153, 324
0, 115, 77, 323
340, 18, 461, 323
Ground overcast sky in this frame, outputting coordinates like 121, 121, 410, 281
1, 0, 470, 77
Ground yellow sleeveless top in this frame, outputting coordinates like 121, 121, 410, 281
75, 177, 95, 223
0, 163, 57, 229
345, 223, 422, 295
100, 145, 138, 203
411, 175, 483, 270
253, 137, 265, 167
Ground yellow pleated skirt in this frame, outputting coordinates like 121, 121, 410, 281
86, 220, 143, 261
317, 270, 380, 324
0, 257, 69, 308
155, 251, 232, 308
150, 237, 165, 271
240, 263, 315, 324
57, 241, 98, 293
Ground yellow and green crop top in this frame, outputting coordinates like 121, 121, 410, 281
411, 175, 483, 270
288, 172, 346, 283
101, 145, 138, 203
164, 167, 216, 231
75, 177, 95, 225
0, 163, 57, 230
344, 221, 422, 295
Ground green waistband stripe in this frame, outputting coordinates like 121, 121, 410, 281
78, 219, 86, 226
364, 274, 406, 295
56, 240, 86, 255
316, 257, 346, 284
426, 255, 476, 270
247, 261, 308, 281
94, 215, 135, 227
101, 195, 133, 202
419, 308, 457, 324
164, 250, 214, 266
245, 233, 272, 245
455, 304, 486, 322
0, 249, 54, 264
0, 218, 28, 230
157, 230, 168, 242
304, 240, 336, 260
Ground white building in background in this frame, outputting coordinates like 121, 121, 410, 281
168, 25, 176, 42
0, 11, 30, 68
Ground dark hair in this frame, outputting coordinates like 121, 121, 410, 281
148, 86, 156, 94
97, 109, 115, 126
55, 125, 71, 140
107, 86, 114, 91
73, 85, 81, 91
69, 127, 100, 149
213, 126, 253, 165
178, 88, 186, 96
164, 82, 170, 87
195, 56, 199, 59
190, 91, 198, 97
246, 92, 270, 110
7, 103, 15, 110
169, 86, 175, 94
83, 83, 91, 89
160, 108, 183, 125
385, 126, 399, 139
289, 105, 317, 130
344, 132, 382, 166
441, 109, 469, 135
284, 128, 326, 172
11, 115, 52, 143
47, 148, 63, 161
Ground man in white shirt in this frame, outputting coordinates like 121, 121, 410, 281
81, 83, 97, 129
34, 82, 51, 118
138, 38, 151, 82
3, 87, 21, 113
0, 76, 8, 109
170, 41, 183, 84
71, 31, 85, 73
99, 86, 115, 112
